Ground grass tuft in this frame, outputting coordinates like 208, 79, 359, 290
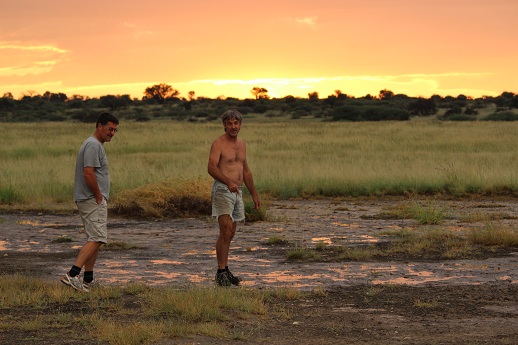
470, 223, 518, 246
111, 177, 212, 218
265, 236, 290, 245
103, 241, 139, 251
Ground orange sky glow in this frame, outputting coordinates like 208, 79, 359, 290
1, 0, 517, 100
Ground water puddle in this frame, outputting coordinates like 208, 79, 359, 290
0, 240, 8, 250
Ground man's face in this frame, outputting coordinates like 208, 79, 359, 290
224, 117, 241, 137
98, 121, 118, 143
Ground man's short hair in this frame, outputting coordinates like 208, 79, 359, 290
221, 109, 243, 124
96, 112, 119, 128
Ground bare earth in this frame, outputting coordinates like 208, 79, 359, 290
1, 197, 517, 344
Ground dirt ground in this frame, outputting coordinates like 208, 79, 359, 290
1, 197, 517, 344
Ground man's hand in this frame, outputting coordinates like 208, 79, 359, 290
227, 180, 239, 193
252, 195, 261, 210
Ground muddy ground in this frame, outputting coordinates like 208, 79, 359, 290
1, 197, 517, 344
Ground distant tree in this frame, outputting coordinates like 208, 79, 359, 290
0, 93, 15, 111
251, 87, 268, 100
324, 95, 338, 108
494, 91, 516, 108
308, 91, 319, 101
143, 83, 179, 104
407, 98, 437, 116
430, 94, 443, 102
24, 90, 38, 97
335, 90, 347, 100
284, 95, 296, 104
183, 91, 196, 111
379, 89, 394, 101
69, 94, 85, 101
43, 91, 68, 102
100, 94, 132, 110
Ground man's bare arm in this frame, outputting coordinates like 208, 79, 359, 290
243, 159, 261, 209
83, 167, 103, 204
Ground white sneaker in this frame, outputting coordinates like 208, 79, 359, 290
61, 273, 89, 292
83, 279, 103, 290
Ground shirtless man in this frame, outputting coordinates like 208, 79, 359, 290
208, 109, 261, 286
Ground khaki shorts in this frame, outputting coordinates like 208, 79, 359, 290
211, 180, 245, 222
76, 198, 108, 243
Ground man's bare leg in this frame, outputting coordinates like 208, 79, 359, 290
216, 215, 236, 269
74, 241, 102, 269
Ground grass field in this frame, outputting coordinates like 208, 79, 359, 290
1, 117, 518, 210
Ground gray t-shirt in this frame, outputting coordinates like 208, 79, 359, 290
74, 136, 110, 202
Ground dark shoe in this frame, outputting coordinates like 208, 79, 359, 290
215, 271, 232, 287
226, 269, 242, 286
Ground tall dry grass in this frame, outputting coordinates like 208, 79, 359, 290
2, 118, 518, 209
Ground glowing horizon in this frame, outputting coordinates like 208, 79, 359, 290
1, 0, 517, 100
1, 73, 504, 100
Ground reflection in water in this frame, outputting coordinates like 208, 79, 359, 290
0, 240, 8, 250
312, 237, 332, 244
375, 276, 467, 285
17, 220, 43, 226
105, 260, 139, 268
262, 271, 324, 283
17, 220, 67, 228
150, 259, 185, 265
154, 271, 182, 280
350, 235, 379, 243
331, 222, 360, 228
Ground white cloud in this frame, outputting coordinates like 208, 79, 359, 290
0, 63, 56, 77
0, 43, 68, 54
295, 17, 317, 26
123, 22, 153, 39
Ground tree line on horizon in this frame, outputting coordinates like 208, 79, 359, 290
1, 83, 517, 123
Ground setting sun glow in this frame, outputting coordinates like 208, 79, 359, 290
1, 0, 517, 100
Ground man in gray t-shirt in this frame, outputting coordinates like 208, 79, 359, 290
74, 136, 110, 202
61, 112, 119, 292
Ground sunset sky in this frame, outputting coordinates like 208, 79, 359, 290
1, 0, 517, 100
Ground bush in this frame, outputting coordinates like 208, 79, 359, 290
71, 110, 99, 123
331, 105, 410, 121
463, 107, 478, 115
439, 114, 476, 122
482, 111, 518, 121
443, 106, 463, 116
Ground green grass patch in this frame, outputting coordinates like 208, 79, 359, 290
286, 247, 322, 260
265, 236, 290, 245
